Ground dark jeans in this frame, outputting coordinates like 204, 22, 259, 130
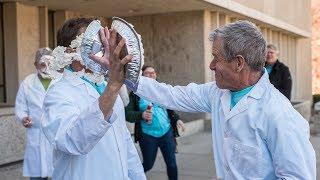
139, 129, 178, 180
30, 178, 48, 180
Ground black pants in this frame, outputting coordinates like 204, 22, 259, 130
139, 129, 178, 180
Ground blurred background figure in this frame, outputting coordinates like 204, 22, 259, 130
14, 47, 61, 180
125, 65, 185, 180
265, 44, 292, 100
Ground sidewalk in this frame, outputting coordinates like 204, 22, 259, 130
137, 131, 215, 180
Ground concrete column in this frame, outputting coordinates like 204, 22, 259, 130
204, 10, 212, 83
210, 11, 220, 81
3, 2, 19, 104
211, 12, 220, 28
296, 38, 312, 102
278, 32, 283, 60
39, 6, 49, 47
281, 34, 288, 65
287, 35, 296, 100
272, 30, 280, 50
261, 27, 268, 41
3, 2, 41, 104
267, 28, 273, 43
16, 3, 40, 82
219, 13, 230, 26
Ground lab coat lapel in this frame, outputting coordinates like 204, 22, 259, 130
220, 90, 231, 119
33, 74, 47, 93
227, 96, 249, 120
225, 69, 269, 121
64, 70, 100, 99
48, 74, 62, 89
84, 82, 100, 99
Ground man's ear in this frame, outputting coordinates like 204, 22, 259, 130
235, 55, 245, 72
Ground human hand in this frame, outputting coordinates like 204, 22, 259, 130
177, 120, 185, 133
22, 117, 32, 128
89, 28, 110, 69
91, 28, 132, 91
142, 110, 152, 124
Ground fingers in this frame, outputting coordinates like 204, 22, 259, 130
108, 29, 117, 49
143, 110, 153, 121
23, 119, 32, 128
89, 53, 110, 66
120, 54, 133, 65
104, 27, 110, 40
99, 28, 108, 48
89, 54, 102, 63
180, 124, 186, 132
177, 120, 185, 132
113, 38, 126, 60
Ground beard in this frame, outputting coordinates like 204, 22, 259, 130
37, 69, 51, 79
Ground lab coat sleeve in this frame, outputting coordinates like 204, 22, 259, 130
42, 89, 117, 155
263, 107, 316, 180
135, 76, 216, 113
119, 85, 130, 107
15, 82, 29, 123
125, 127, 146, 180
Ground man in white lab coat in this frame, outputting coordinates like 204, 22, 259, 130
15, 47, 61, 180
97, 21, 316, 179
41, 18, 145, 180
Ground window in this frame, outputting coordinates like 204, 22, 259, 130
48, 10, 55, 49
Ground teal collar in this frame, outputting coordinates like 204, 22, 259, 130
65, 66, 105, 95
230, 85, 254, 109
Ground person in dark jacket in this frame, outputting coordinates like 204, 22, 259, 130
125, 65, 185, 180
265, 44, 292, 100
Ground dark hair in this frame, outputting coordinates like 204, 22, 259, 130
142, 65, 153, 72
57, 17, 95, 47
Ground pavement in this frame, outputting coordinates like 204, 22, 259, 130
142, 131, 320, 180
1, 129, 319, 180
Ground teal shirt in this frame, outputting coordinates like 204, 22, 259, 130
65, 66, 106, 95
139, 98, 171, 137
266, 65, 273, 74
230, 85, 254, 109
81, 76, 106, 95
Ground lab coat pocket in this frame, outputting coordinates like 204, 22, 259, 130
223, 137, 264, 178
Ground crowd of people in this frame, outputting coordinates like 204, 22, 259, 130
14, 17, 316, 180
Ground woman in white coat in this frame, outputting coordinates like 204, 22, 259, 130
15, 48, 61, 180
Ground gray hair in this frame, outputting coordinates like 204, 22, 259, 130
35, 47, 52, 64
267, 44, 278, 52
209, 20, 267, 71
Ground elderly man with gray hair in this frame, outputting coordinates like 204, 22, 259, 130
97, 20, 316, 179
15, 47, 62, 180
265, 44, 292, 100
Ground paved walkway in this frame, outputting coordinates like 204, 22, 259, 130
144, 132, 215, 180
143, 132, 320, 180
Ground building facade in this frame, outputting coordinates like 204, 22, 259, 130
312, 0, 320, 94
0, 0, 312, 179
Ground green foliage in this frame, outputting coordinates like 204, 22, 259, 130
313, 94, 320, 105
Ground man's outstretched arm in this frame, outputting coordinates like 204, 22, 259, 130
133, 76, 216, 113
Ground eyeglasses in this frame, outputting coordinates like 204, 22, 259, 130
143, 71, 156, 75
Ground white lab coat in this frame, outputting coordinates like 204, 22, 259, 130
41, 70, 145, 180
15, 73, 61, 177
134, 71, 316, 179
